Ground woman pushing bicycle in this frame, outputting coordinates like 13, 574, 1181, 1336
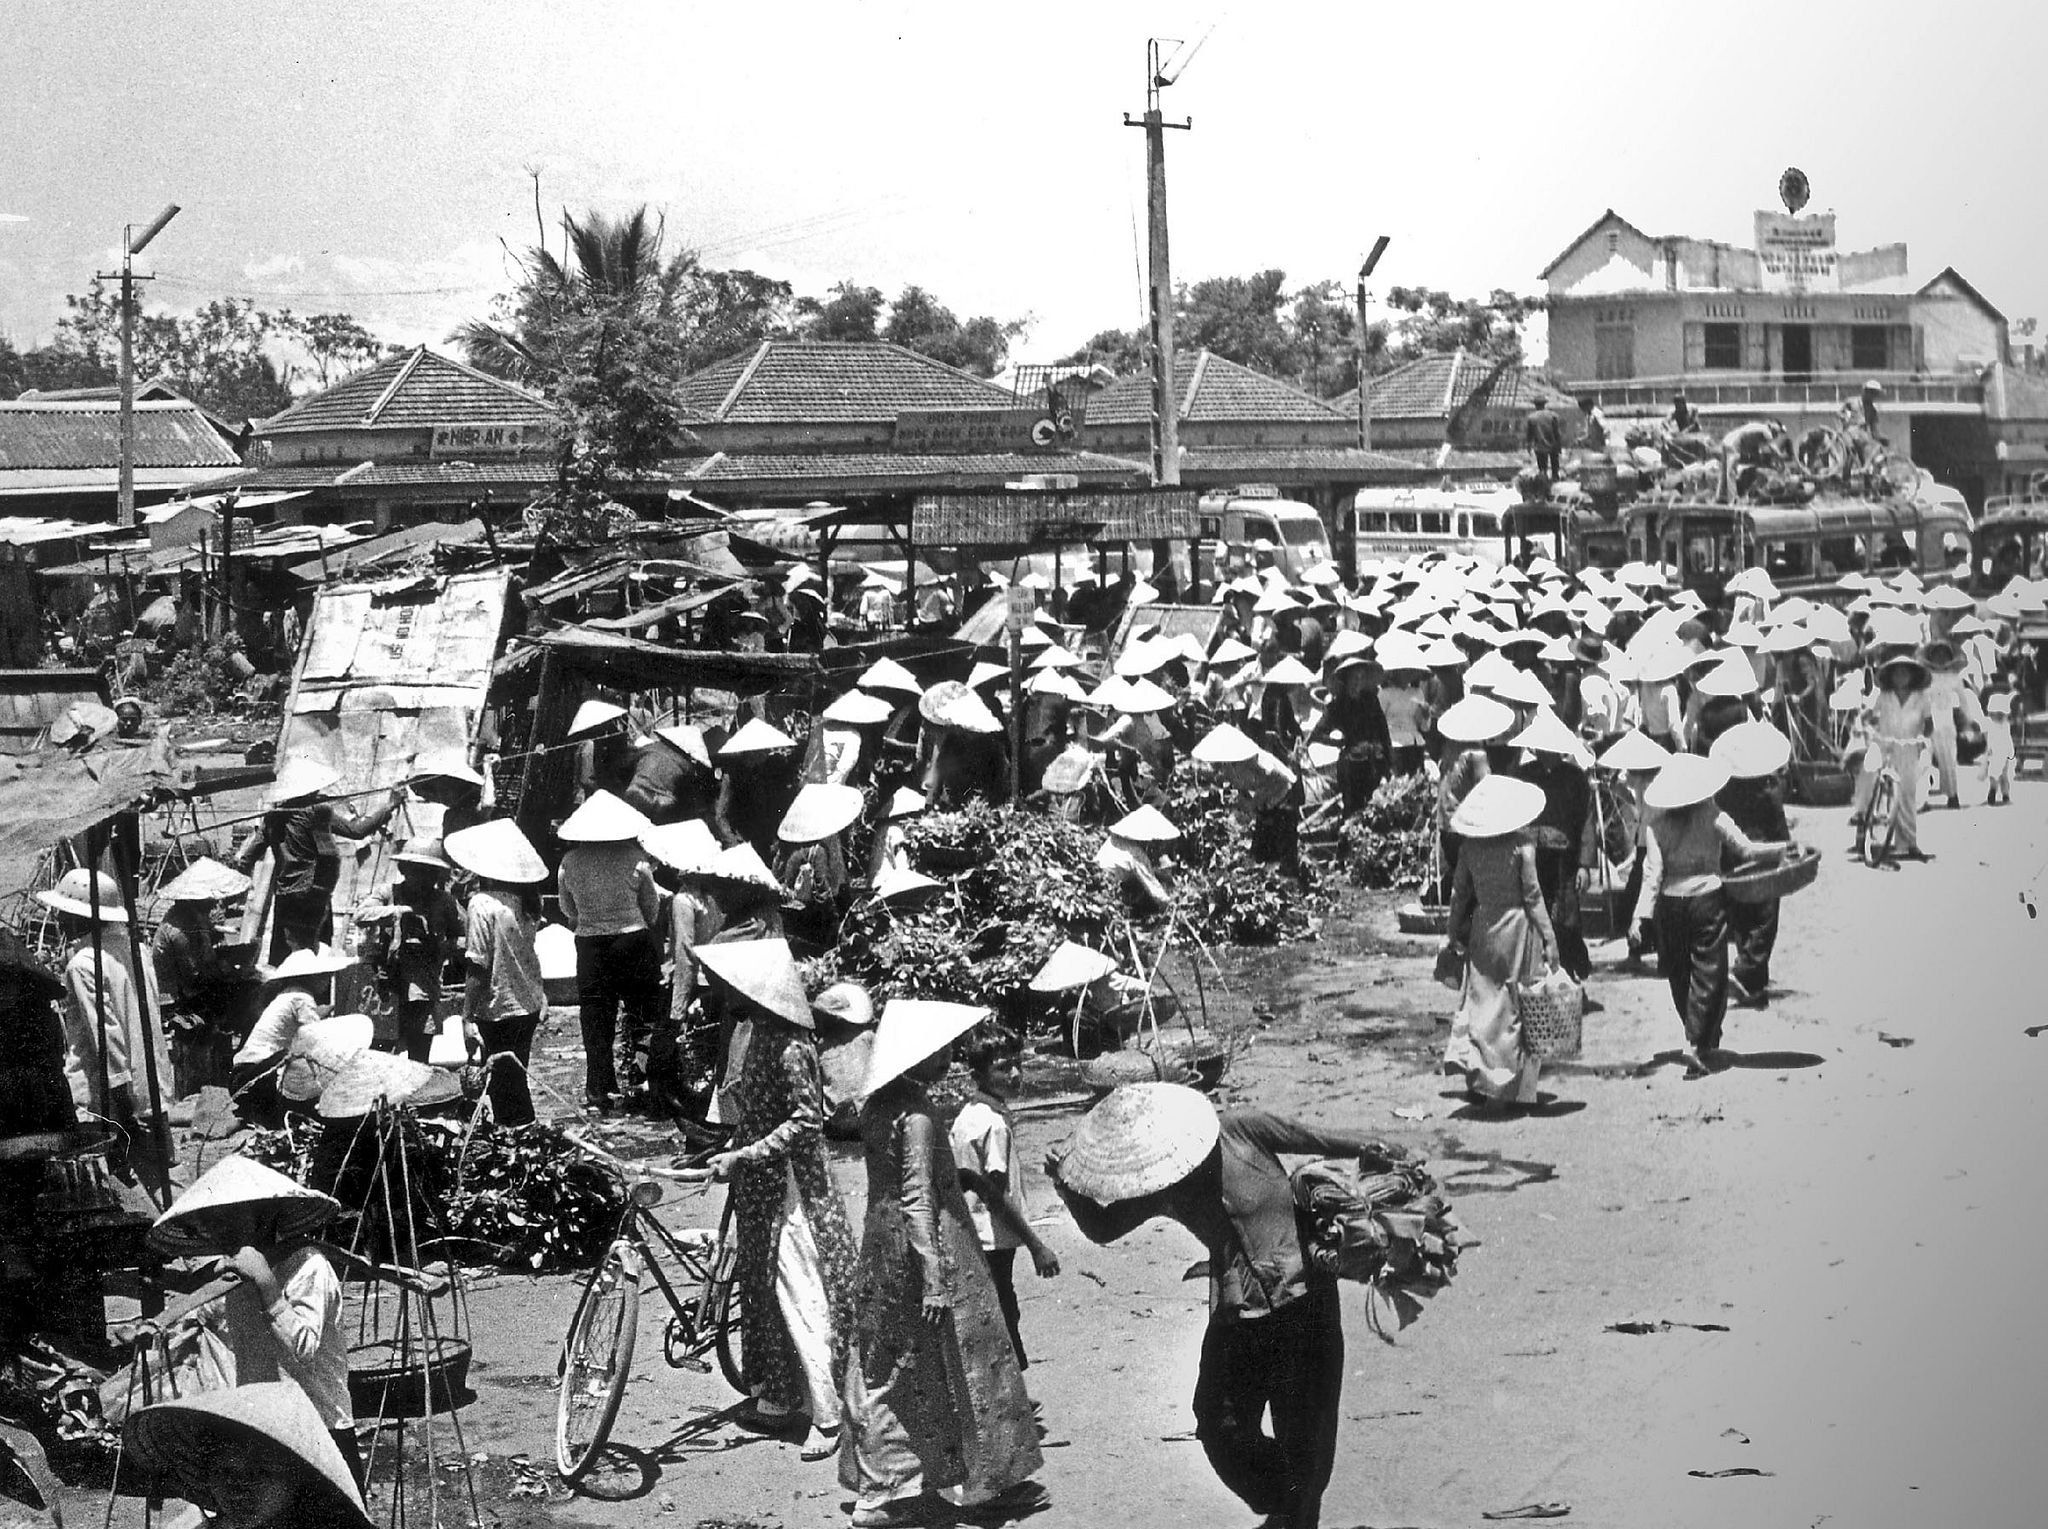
1850, 650, 1936, 864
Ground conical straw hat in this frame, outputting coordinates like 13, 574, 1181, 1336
268, 758, 339, 804
861, 998, 991, 1098
1695, 652, 1759, 698
1048, 1082, 1220, 1205
558, 789, 651, 843
1512, 706, 1586, 761
122, 1382, 370, 1525
276, 1013, 374, 1103
1039, 743, 1099, 794
1260, 655, 1317, 687
858, 657, 924, 696
263, 946, 356, 984
1114, 640, 1176, 678
1643, 753, 1731, 810
822, 690, 894, 725
935, 690, 1002, 734
1205, 636, 1257, 667
918, 679, 972, 725
1437, 694, 1515, 744
1028, 668, 1086, 701
696, 937, 811, 1028
1190, 721, 1260, 765
873, 866, 943, 905
149, 1155, 340, 1256
1029, 940, 1120, 993
1596, 727, 1672, 773
1709, 719, 1793, 780
1110, 676, 1176, 714
719, 718, 797, 757
157, 857, 252, 903
445, 819, 547, 883
654, 723, 713, 767
777, 782, 864, 844
1448, 774, 1546, 838
967, 660, 1009, 690
884, 787, 926, 820
1109, 805, 1181, 843
316, 1050, 463, 1119
641, 817, 721, 874
1029, 644, 1085, 672
411, 748, 486, 787
566, 699, 627, 739
708, 842, 783, 893
1480, 666, 1551, 707
393, 836, 450, 870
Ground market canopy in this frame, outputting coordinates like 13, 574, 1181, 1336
911, 487, 1198, 548
0, 732, 193, 856
523, 626, 820, 697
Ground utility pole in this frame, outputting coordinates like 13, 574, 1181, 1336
108, 204, 180, 529
1357, 235, 1391, 452
1125, 40, 1193, 489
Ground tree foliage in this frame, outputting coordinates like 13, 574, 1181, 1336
1056, 273, 1545, 395
791, 281, 885, 343
33, 280, 296, 420
879, 284, 1028, 377
451, 205, 693, 503
274, 311, 388, 387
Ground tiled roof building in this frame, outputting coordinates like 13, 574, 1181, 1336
1326, 350, 1572, 462
0, 398, 242, 514
230, 347, 566, 526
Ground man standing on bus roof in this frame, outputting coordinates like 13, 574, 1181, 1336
1576, 395, 1608, 454
1525, 395, 1563, 479
1861, 379, 1882, 434
1670, 391, 1699, 434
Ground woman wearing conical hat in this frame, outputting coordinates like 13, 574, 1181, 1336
231, 761, 403, 961
702, 940, 860, 1457
840, 1001, 1042, 1526
1440, 777, 1558, 1106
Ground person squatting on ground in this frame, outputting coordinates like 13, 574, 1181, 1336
1050, 1082, 1403, 1529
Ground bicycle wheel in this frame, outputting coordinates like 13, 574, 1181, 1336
701, 1217, 748, 1397
1863, 774, 1898, 867
556, 1240, 641, 1481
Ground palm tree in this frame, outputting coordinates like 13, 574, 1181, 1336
453, 206, 693, 479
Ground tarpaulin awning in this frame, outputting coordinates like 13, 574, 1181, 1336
582, 584, 734, 632
0, 734, 193, 857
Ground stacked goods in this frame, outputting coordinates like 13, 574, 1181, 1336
1291, 1154, 1475, 1341
1340, 773, 1438, 892
1159, 779, 1327, 945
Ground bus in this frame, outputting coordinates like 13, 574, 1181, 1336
1970, 495, 2048, 593
1349, 487, 1514, 567
1195, 488, 1334, 583
1617, 496, 1972, 605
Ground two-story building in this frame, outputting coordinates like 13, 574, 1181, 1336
1545, 206, 2009, 504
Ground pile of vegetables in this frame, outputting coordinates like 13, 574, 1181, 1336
1341, 772, 1439, 891
1160, 779, 1327, 946
831, 802, 1132, 1012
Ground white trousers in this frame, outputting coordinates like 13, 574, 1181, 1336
766, 1171, 843, 1429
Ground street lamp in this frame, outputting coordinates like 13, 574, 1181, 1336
1357, 235, 1390, 452
118, 203, 180, 528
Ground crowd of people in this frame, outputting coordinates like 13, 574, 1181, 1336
32, 522, 2037, 1529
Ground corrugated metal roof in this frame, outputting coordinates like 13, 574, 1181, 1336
224, 460, 561, 492
677, 449, 1147, 489
0, 400, 241, 470
1087, 352, 1346, 427
259, 347, 557, 435
0, 466, 238, 496
0, 516, 102, 546
1177, 446, 1424, 479
678, 341, 1021, 423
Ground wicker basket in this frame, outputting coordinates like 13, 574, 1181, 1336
1515, 972, 1584, 1061
1396, 901, 1451, 936
1790, 763, 1855, 807
1724, 846, 1822, 904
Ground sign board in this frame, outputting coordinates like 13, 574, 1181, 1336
431, 423, 549, 458
1005, 582, 1037, 637
913, 488, 1200, 548
1755, 211, 1838, 293
893, 408, 1050, 455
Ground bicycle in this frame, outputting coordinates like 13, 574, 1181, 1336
555, 1144, 747, 1482
1856, 737, 1926, 869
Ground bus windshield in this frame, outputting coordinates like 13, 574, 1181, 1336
1279, 517, 1328, 545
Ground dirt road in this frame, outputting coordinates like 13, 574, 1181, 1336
91, 784, 2048, 1527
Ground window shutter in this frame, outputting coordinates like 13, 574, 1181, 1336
1892, 325, 1915, 373
1743, 325, 1768, 371
1683, 322, 1706, 372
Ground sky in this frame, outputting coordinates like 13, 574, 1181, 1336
5, 0, 2047, 379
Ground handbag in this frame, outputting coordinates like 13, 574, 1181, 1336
1515, 968, 1585, 1060
1432, 944, 1463, 990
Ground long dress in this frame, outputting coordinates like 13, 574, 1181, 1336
727, 1023, 861, 1423
840, 1080, 1041, 1511
1442, 835, 1556, 1103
